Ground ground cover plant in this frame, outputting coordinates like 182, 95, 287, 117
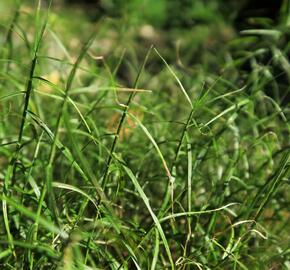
0, 0, 289, 269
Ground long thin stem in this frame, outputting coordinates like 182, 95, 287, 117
157, 108, 195, 218
2, 14, 46, 258
101, 46, 153, 191
45, 32, 96, 224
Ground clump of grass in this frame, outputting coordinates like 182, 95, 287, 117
0, 1, 289, 269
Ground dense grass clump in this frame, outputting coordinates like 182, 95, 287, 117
0, 1, 289, 269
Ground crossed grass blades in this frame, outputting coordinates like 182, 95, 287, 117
0, 1, 289, 269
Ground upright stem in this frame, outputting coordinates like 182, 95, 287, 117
101, 46, 153, 191
2, 5, 48, 254
3, 48, 38, 258
45, 32, 96, 225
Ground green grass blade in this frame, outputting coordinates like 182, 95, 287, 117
122, 165, 174, 269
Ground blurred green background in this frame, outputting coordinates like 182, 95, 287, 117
59, 0, 284, 29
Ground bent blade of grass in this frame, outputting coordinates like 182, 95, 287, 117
0, 239, 59, 259
123, 242, 141, 269
0, 194, 68, 239
262, 95, 289, 129
240, 29, 281, 39
28, 110, 93, 184
204, 99, 249, 127
154, 47, 193, 108
33, 77, 92, 133
249, 229, 268, 240
122, 165, 174, 270
52, 182, 98, 210
128, 112, 171, 179
0, 91, 25, 101
206, 86, 247, 104
211, 238, 248, 270
159, 203, 238, 223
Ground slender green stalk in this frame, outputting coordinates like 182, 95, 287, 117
45, 32, 97, 224
157, 108, 195, 218
2, 11, 47, 256
101, 46, 153, 191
